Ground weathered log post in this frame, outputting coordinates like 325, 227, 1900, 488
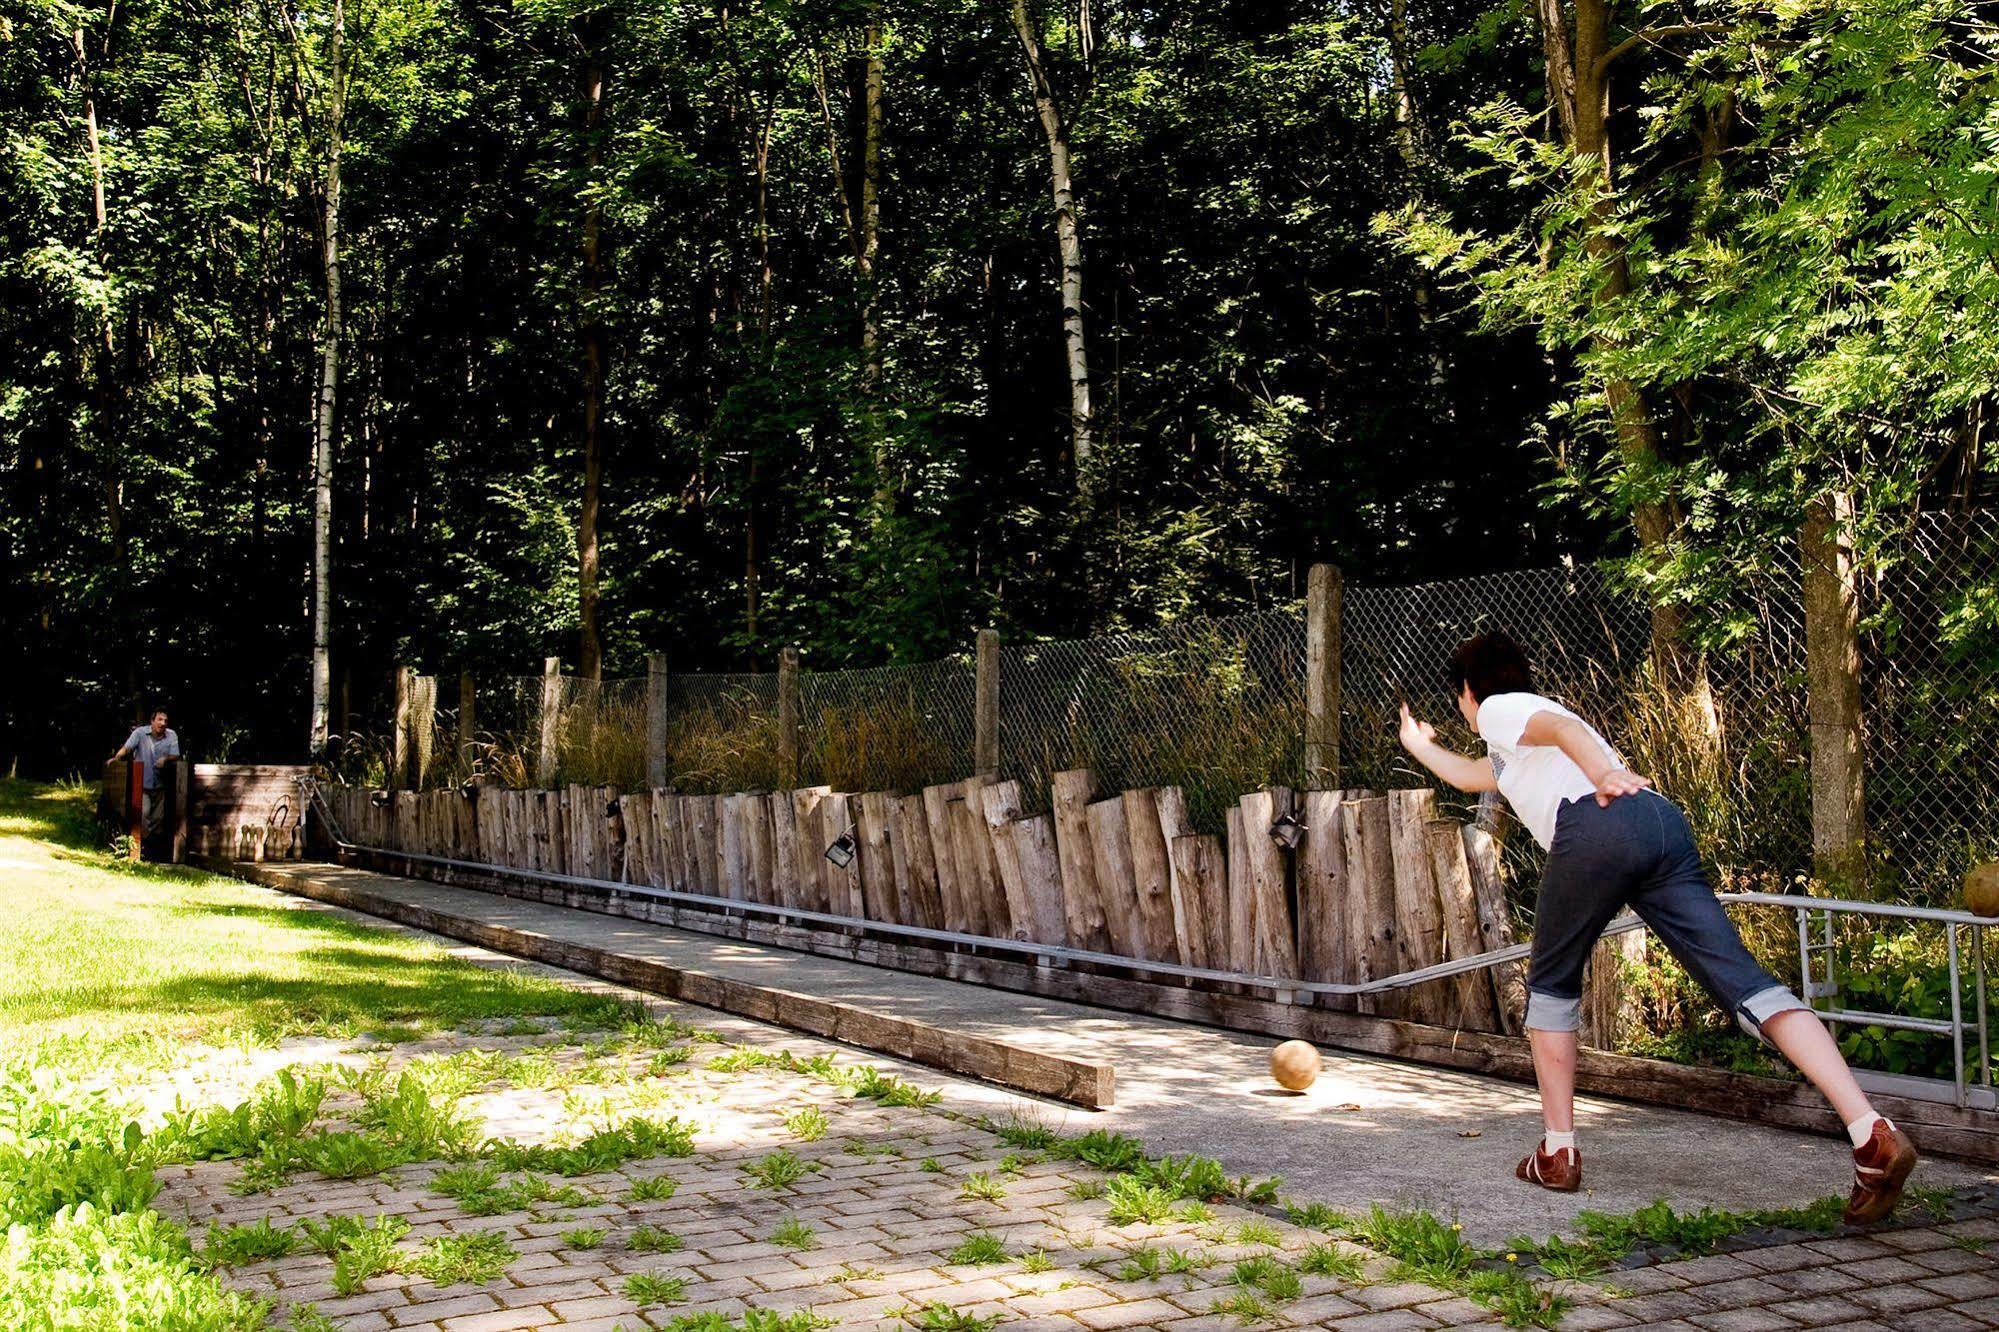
974, 628, 1000, 779
410, 674, 437, 789
457, 671, 477, 775
1239, 787, 1299, 981
1387, 788, 1448, 1024
537, 656, 562, 788
778, 645, 801, 789
1340, 793, 1398, 1016
1462, 825, 1526, 1033
645, 652, 669, 791
391, 665, 414, 789
1803, 491, 1865, 882
1051, 770, 1111, 952
1428, 817, 1501, 1031
1305, 563, 1343, 788
1295, 788, 1348, 1004
1123, 788, 1181, 963
1086, 794, 1143, 958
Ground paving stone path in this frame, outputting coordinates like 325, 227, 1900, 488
153, 883, 1999, 1332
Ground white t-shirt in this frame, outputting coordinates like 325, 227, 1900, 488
1475, 692, 1622, 851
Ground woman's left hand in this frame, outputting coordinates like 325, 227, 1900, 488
1593, 767, 1653, 806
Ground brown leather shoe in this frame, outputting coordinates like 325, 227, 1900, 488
1844, 1118, 1917, 1226
1516, 1141, 1581, 1192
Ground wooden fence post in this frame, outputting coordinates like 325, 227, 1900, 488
391, 665, 414, 789
975, 628, 1001, 778
1803, 492, 1865, 881
646, 652, 669, 790
778, 645, 801, 788
457, 671, 476, 771
1305, 562, 1343, 787
411, 674, 437, 788
537, 656, 562, 788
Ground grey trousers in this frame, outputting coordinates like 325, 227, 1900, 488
1524, 790, 1805, 1036
143, 787, 167, 837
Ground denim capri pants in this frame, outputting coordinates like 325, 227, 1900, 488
1524, 790, 1806, 1037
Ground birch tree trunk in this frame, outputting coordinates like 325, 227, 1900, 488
577, 39, 607, 682
859, 17, 883, 389
1007, 0, 1092, 483
308, 0, 345, 758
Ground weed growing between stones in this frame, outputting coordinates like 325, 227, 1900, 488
199, 1217, 300, 1266
624, 1271, 689, 1306
628, 1223, 684, 1253
770, 1216, 817, 1250
946, 1231, 1009, 1265
742, 1148, 821, 1190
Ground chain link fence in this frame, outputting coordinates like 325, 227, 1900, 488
348, 508, 1999, 906
998, 612, 1307, 831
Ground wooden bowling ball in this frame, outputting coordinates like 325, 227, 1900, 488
1270, 1039, 1320, 1091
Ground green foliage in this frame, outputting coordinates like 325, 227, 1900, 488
297, 1214, 410, 1296
1296, 1242, 1365, 1282
408, 1230, 517, 1286
201, 1217, 301, 1266
959, 1172, 1007, 1203
904, 1305, 1000, 1332
782, 1106, 829, 1142
770, 1217, 817, 1251
658, 1312, 832, 1332
946, 1232, 1010, 1265
563, 1226, 607, 1250
624, 1272, 690, 1306
741, 1148, 820, 1190
628, 1224, 684, 1254
485, 1115, 695, 1176
628, 1173, 679, 1202
1055, 1130, 1146, 1173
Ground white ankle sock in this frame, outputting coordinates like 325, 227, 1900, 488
1543, 1130, 1576, 1154
1846, 1112, 1887, 1149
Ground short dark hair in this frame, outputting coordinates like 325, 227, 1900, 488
150, 707, 169, 720
1448, 632, 1535, 702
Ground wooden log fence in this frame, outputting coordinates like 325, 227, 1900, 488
316, 776, 1539, 1040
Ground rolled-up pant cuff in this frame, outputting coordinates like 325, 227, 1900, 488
1525, 989, 1581, 1032
1736, 985, 1808, 1043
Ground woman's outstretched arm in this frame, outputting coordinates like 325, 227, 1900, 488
1397, 703, 1498, 793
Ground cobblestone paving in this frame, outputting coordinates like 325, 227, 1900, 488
146, 909, 1999, 1332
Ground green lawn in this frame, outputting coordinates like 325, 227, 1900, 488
0, 778, 633, 1330
0, 779, 624, 1072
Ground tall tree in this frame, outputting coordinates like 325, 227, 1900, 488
577, 16, 609, 682
1008, 0, 1092, 482
307, 0, 346, 757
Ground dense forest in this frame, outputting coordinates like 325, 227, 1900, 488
2, 0, 1994, 771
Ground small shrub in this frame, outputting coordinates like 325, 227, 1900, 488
563, 1226, 607, 1250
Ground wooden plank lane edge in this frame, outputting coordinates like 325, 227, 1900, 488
209, 854, 1114, 1111
286, 844, 1999, 1165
